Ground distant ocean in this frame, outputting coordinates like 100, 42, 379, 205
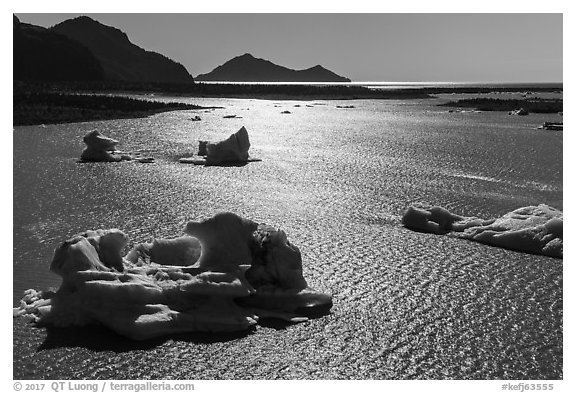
198, 81, 563, 90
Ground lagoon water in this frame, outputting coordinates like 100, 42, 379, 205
13, 95, 562, 379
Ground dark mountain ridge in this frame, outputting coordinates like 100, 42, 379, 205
50, 16, 194, 84
196, 53, 351, 82
13, 15, 105, 81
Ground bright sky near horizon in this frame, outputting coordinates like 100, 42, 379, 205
16, 13, 562, 83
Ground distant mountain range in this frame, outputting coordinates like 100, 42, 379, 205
51, 17, 194, 84
196, 53, 351, 83
14, 16, 351, 84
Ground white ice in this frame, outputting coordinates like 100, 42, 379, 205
14, 213, 332, 340
179, 126, 259, 166
402, 204, 562, 258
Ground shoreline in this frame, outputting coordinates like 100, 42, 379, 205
13, 81, 563, 126
14, 80, 562, 95
14, 107, 210, 127
13, 90, 219, 126
439, 97, 563, 113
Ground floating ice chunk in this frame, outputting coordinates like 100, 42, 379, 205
459, 205, 562, 258
80, 130, 123, 162
205, 126, 251, 164
79, 130, 154, 163
402, 206, 492, 235
508, 108, 529, 116
15, 213, 332, 340
402, 204, 562, 258
179, 127, 259, 166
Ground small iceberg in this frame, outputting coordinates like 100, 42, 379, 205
402, 204, 562, 258
538, 122, 563, 131
508, 108, 529, 116
14, 213, 332, 340
79, 130, 154, 163
80, 130, 123, 162
179, 126, 261, 166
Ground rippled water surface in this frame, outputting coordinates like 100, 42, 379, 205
13, 96, 562, 379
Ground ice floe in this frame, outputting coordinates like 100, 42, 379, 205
79, 130, 154, 163
402, 204, 562, 258
80, 130, 123, 162
179, 126, 261, 166
14, 213, 332, 340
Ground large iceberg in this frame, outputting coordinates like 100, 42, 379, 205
402, 204, 562, 258
14, 213, 332, 340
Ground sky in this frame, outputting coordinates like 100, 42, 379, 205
16, 13, 562, 83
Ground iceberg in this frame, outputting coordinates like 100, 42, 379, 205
508, 108, 529, 116
179, 126, 261, 166
80, 130, 123, 162
79, 130, 155, 163
402, 204, 562, 258
14, 213, 332, 340
205, 126, 250, 164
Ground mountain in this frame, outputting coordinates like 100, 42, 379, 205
51, 16, 194, 84
196, 53, 351, 82
13, 15, 105, 81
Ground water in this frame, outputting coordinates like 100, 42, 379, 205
199, 81, 563, 89
13, 96, 562, 379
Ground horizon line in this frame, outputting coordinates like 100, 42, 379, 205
195, 81, 563, 85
